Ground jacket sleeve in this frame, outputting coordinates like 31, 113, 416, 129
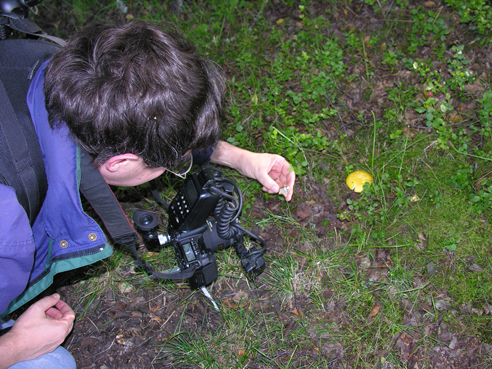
0, 184, 35, 315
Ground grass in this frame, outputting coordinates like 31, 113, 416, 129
35, 0, 492, 367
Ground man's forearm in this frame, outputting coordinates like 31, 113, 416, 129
210, 140, 250, 174
0, 332, 24, 369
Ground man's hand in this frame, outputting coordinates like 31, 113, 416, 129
237, 152, 295, 201
0, 293, 75, 369
210, 141, 295, 201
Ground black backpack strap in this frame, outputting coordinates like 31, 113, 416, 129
0, 39, 60, 224
79, 149, 139, 246
0, 78, 41, 222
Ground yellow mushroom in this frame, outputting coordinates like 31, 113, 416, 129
346, 170, 373, 193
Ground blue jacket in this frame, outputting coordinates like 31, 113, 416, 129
0, 60, 112, 317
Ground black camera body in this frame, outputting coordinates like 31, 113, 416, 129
133, 165, 266, 290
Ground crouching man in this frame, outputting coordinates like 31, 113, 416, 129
0, 21, 294, 368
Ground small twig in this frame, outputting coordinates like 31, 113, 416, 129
330, 77, 355, 101
94, 339, 114, 357
160, 310, 175, 329
384, 0, 395, 18
432, 7, 444, 26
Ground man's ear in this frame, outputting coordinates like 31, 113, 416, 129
102, 153, 140, 173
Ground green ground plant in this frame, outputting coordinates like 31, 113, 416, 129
445, 0, 492, 38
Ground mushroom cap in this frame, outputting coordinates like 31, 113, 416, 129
346, 170, 373, 193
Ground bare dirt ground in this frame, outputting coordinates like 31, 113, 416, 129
22, 0, 492, 368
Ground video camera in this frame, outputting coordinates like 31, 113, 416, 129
133, 165, 266, 290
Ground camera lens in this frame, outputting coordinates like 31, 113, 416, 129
133, 211, 159, 231
141, 215, 153, 226
133, 210, 161, 251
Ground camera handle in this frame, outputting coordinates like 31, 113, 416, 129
210, 179, 267, 278
232, 228, 266, 280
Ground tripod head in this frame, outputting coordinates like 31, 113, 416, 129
0, 0, 52, 41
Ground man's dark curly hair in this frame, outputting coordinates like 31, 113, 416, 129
44, 21, 224, 168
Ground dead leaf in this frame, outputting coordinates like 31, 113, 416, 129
475, 179, 485, 191
276, 18, 284, 24
368, 305, 380, 318
364, 36, 370, 43
396, 332, 414, 359
464, 79, 483, 95
144, 252, 159, 258
403, 126, 415, 137
359, 256, 371, 270
472, 308, 482, 315
469, 264, 484, 272
296, 202, 312, 219
291, 308, 303, 317
118, 282, 133, 294
223, 298, 248, 309
276, 312, 290, 320
435, 298, 452, 310
427, 262, 437, 274
424, 1, 437, 8
150, 315, 162, 323
223, 298, 238, 309
450, 114, 463, 123
483, 304, 490, 315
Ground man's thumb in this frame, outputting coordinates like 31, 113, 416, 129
35, 293, 61, 311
